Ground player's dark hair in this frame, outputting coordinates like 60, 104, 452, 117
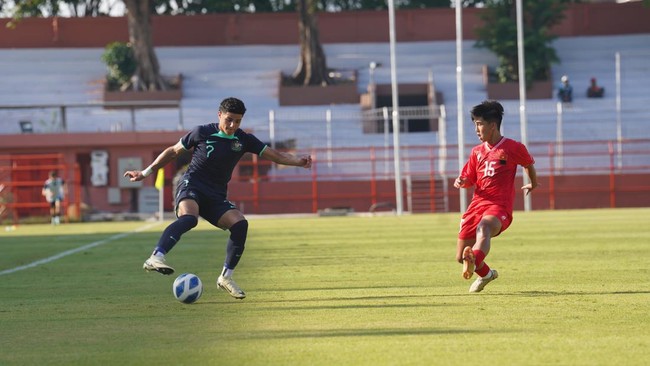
219, 97, 247, 115
470, 100, 504, 129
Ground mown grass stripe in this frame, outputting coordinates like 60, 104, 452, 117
0, 222, 159, 276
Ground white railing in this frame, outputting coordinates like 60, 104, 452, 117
0, 101, 183, 134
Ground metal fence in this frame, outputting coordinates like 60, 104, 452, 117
0, 101, 183, 134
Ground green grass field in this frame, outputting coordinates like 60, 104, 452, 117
1, 208, 649, 365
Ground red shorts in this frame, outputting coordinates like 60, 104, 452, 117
458, 204, 512, 240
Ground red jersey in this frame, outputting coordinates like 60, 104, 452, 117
461, 137, 535, 213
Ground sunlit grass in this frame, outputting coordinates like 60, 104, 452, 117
1, 208, 648, 365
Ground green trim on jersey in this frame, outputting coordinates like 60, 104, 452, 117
211, 131, 239, 140
259, 145, 268, 157
180, 137, 190, 150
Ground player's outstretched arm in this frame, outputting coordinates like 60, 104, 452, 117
123, 141, 185, 182
261, 147, 312, 169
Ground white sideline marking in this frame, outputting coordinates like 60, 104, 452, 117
0, 222, 160, 276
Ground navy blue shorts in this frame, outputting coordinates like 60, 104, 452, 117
174, 176, 237, 227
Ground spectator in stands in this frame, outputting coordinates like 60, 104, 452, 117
587, 77, 605, 98
123, 97, 312, 300
42, 170, 65, 225
557, 75, 573, 103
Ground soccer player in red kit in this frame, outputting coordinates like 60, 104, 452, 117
454, 100, 538, 293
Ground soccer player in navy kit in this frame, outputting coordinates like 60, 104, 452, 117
124, 97, 312, 299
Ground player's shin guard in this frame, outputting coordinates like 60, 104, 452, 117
155, 215, 198, 254
224, 220, 248, 270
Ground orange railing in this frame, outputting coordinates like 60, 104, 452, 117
229, 139, 650, 214
0, 154, 81, 224
1, 141, 648, 222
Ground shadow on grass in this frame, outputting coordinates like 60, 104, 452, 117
236, 327, 493, 340
200, 292, 458, 306
259, 285, 435, 292
509, 290, 650, 297
248, 302, 441, 311
252, 293, 437, 303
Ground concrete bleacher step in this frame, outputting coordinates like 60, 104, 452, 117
0, 34, 648, 149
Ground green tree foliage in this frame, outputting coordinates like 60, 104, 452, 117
101, 41, 137, 90
2, 0, 117, 18
152, 0, 461, 13
475, 0, 570, 85
316, 0, 451, 11
154, 0, 251, 14
1, 0, 477, 17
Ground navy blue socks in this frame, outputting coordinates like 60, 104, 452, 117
153, 215, 198, 255
153, 217, 248, 277
223, 220, 248, 270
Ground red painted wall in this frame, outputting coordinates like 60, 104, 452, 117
1, 2, 648, 49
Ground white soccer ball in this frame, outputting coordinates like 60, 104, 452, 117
172, 273, 203, 304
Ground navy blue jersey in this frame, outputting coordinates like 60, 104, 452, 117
180, 124, 267, 188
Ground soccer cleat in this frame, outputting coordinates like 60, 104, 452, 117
469, 269, 498, 293
462, 246, 475, 280
143, 255, 175, 275
217, 276, 246, 299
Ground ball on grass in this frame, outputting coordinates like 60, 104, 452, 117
172, 273, 203, 304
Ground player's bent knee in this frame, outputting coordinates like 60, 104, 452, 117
476, 222, 495, 238
179, 214, 198, 229
229, 219, 248, 244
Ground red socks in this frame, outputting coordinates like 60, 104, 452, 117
473, 249, 491, 277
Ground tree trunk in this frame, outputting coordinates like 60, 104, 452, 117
123, 0, 168, 91
292, 0, 331, 86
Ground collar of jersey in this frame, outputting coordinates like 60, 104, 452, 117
211, 131, 239, 140
484, 136, 506, 150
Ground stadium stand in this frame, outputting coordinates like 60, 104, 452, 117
0, 34, 648, 177
0, 29, 649, 217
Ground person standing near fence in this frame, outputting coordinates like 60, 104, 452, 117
454, 100, 538, 293
42, 170, 65, 225
123, 97, 312, 299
